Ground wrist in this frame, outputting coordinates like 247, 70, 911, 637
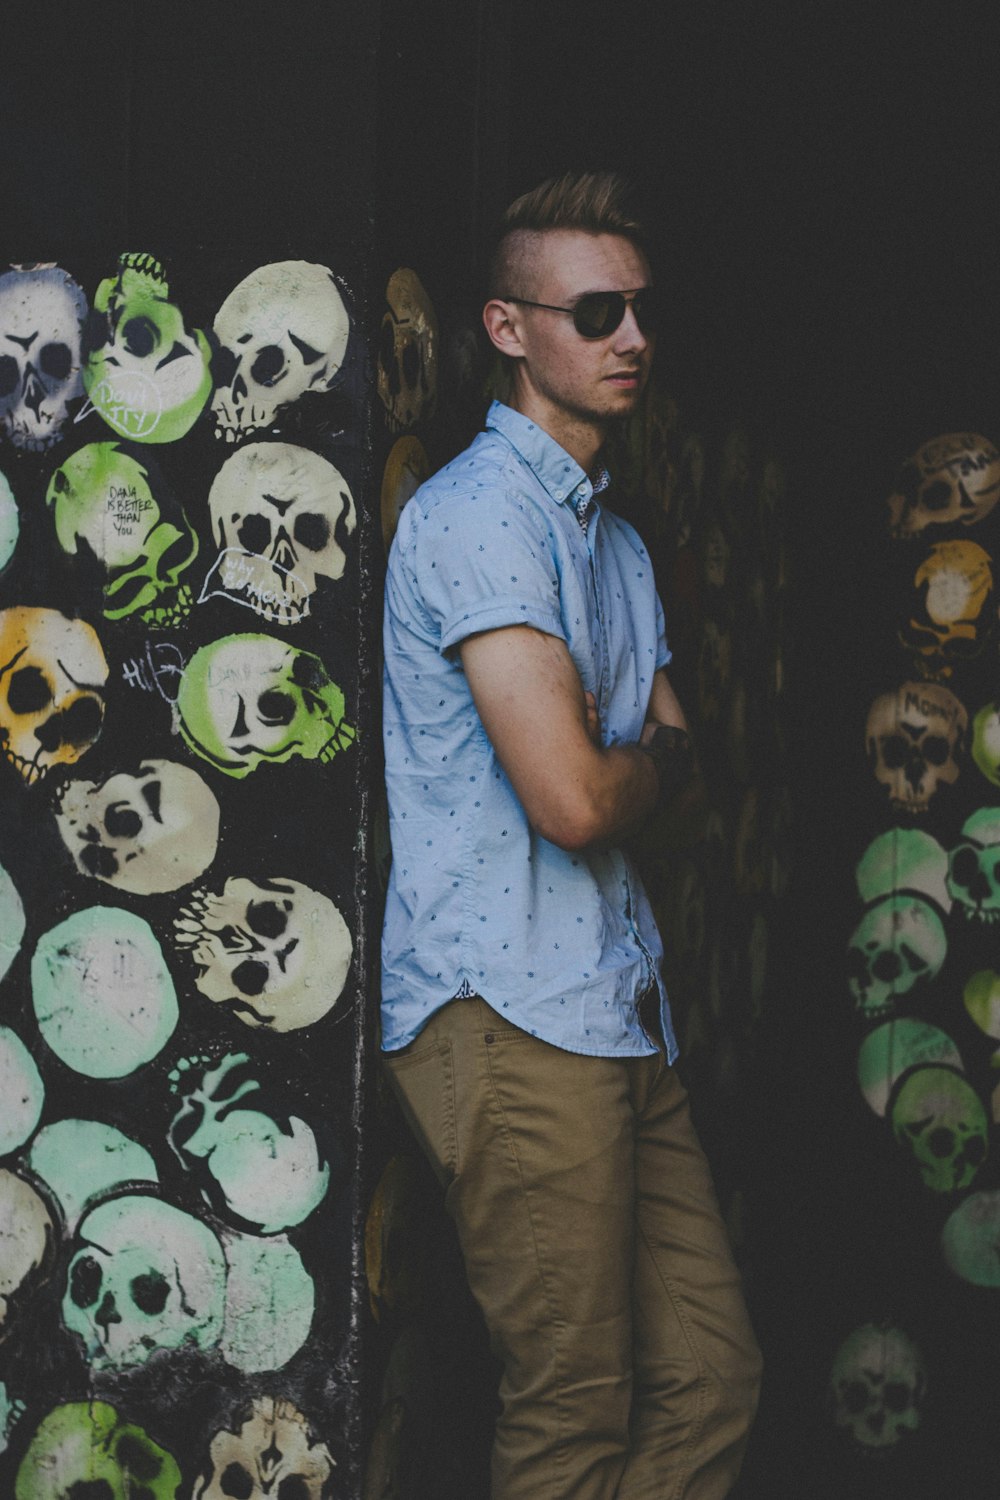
637, 724, 694, 803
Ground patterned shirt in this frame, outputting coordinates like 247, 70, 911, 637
381, 401, 678, 1061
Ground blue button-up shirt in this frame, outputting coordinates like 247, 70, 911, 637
381, 401, 678, 1062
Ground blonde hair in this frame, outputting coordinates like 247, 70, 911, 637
488, 171, 646, 298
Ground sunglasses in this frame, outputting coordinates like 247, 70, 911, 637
502, 287, 659, 340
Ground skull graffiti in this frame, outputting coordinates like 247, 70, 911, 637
175, 633, 355, 778
0, 608, 107, 784
846, 895, 947, 1017
827, 1323, 927, 1451
947, 807, 1000, 922
0, 265, 88, 451
175, 875, 352, 1030
899, 538, 995, 675
865, 680, 966, 814
205, 441, 356, 625
0, 1170, 56, 1344
62, 1193, 226, 1368
47, 442, 199, 625
168, 1052, 330, 1233
891, 1066, 988, 1192
193, 1397, 335, 1500
55, 759, 220, 894
14, 1401, 182, 1500
211, 260, 350, 441
377, 267, 438, 431
381, 434, 430, 552
83, 252, 213, 443
972, 700, 1000, 787
886, 432, 1000, 538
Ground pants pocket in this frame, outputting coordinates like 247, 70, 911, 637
383, 1034, 458, 1185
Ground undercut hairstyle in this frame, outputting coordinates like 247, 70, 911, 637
488, 171, 647, 300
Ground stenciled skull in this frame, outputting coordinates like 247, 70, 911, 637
83, 252, 213, 443
175, 875, 352, 1030
55, 759, 220, 894
211, 260, 350, 441
0, 1170, 55, 1344
847, 895, 947, 1018
827, 1323, 927, 1452
865, 680, 967, 814
899, 539, 995, 676
972, 700, 1000, 787
381, 435, 430, 552
62, 1193, 226, 1369
14, 1400, 182, 1500
193, 1397, 335, 1500
0, 265, 87, 451
175, 633, 355, 778
47, 442, 199, 625
377, 268, 438, 431
168, 1052, 330, 1233
886, 432, 1000, 539
0, 468, 18, 575
0, 608, 107, 784
948, 807, 1000, 922
891, 1065, 988, 1192
204, 441, 356, 625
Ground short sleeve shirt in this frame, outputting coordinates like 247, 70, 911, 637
381, 401, 678, 1062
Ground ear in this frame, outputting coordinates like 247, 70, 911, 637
482, 299, 525, 359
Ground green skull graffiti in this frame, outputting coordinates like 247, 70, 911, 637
891, 1065, 988, 1192
47, 442, 198, 625
83, 252, 213, 443
15, 1400, 182, 1499
175, 633, 355, 778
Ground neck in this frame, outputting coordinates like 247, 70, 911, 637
506, 382, 606, 473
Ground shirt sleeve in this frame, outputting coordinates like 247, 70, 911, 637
410, 490, 566, 654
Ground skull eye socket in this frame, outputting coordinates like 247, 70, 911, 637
257, 690, 296, 727
871, 951, 902, 983
882, 1381, 912, 1412
232, 957, 270, 996
116, 1432, 162, 1481
246, 899, 288, 939
841, 1378, 869, 1414
65, 1480, 117, 1498
7, 665, 53, 714
238, 514, 272, 553
278, 1478, 312, 1500
293, 512, 331, 552
951, 846, 979, 886
130, 1269, 171, 1315
120, 316, 160, 358
923, 735, 950, 766
35, 694, 103, 751
402, 340, 421, 388
250, 344, 286, 388
39, 341, 72, 381
220, 1462, 254, 1500
922, 479, 952, 513
105, 801, 143, 839
927, 1126, 955, 1158
880, 734, 908, 770
0, 354, 19, 397
69, 1253, 103, 1309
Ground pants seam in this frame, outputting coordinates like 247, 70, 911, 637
635, 1216, 708, 1500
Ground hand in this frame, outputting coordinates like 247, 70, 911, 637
584, 691, 601, 745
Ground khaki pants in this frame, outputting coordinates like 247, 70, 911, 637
384, 997, 762, 1500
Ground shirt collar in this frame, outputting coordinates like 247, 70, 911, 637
485, 400, 607, 510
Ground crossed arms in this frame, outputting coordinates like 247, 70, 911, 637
460, 624, 688, 852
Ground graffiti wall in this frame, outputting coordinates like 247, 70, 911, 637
0, 252, 372, 1496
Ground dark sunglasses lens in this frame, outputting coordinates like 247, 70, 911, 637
573, 293, 625, 338
632, 288, 659, 333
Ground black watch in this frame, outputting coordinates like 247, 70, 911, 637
639, 724, 694, 802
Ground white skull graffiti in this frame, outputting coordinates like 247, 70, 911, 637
211, 261, 350, 441
205, 441, 356, 625
377, 268, 438, 431
886, 432, 1000, 538
0, 608, 107, 784
827, 1323, 927, 1451
175, 875, 352, 1030
193, 1397, 335, 1500
847, 895, 947, 1017
0, 265, 87, 451
62, 1193, 226, 1369
0, 1170, 55, 1343
865, 681, 967, 813
56, 759, 220, 894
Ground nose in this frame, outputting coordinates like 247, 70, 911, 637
614, 303, 650, 356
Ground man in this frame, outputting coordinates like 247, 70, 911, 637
381, 171, 761, 1499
